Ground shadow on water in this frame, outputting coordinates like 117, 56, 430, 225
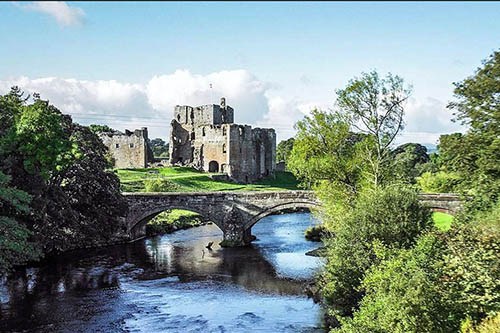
0, 212, 325, 332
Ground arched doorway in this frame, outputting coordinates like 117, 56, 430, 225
208, 160, 219, 173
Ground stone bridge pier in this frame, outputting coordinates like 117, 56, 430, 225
123, 191, 320, 247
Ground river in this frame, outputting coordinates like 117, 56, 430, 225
0, 212, 326, 332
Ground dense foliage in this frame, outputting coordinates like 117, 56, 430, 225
391, 143, 430, 184
0, 87, 127, 272
319, 186, 432, 321
0, 171, 41, 274
149, 138, 169, 158
288, 56, 500, 332
276, 137, 295, 165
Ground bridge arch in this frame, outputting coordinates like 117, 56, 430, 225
244, 201, 320, 230
128, 204, 224, 239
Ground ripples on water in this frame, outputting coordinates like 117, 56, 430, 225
0, 212, 326, 332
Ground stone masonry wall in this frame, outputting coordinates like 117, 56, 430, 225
99, 128, 152, 169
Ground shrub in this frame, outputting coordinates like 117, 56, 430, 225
143, 179, 179, 192
440, 201, 500, 323
336, 200, 500, 333
461, 313, 500, 333
304, 225, 328, 241
338, 233, 454, 333
417, 171, 462, 193
319, 185, 432, 321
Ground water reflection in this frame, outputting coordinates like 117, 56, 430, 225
1, 212, 325, 332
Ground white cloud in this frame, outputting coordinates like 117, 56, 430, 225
256, 97, 328, 141
18, 1, 86, 27
0, 71, 464, 145
398, 97, 466, 144
0, 70, 298, 140
146, 69, 271, 126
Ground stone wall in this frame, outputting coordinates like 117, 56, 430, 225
99, 128, 153, 169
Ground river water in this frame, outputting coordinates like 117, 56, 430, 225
0, 212, 326, 332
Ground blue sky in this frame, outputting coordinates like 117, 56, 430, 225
1, 2, 499, 143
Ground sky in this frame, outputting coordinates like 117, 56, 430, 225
1, 1, 499, 144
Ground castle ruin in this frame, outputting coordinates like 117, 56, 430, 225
99, 128, 154, 169
169, 98, 276, 183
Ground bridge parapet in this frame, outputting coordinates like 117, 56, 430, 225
122, 191, 463, 246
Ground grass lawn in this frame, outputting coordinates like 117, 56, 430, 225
117, 166, 301, 192
432, 212, 454, 231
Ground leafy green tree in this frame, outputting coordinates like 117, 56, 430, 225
391, 143, 430, 183
0, 171, 41, 275
149, 138, 169, 158
89, 124, 114, 134
336, 71, 412, 187
288, 109, 366, 192
338, 200, 500, 333
417, 170, 462, 193
276, 137, 295, 165
446, 50, 500, 208
1, 95, 77, 180
0, 89, 127, 255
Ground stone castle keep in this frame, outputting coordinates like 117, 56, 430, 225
98, 98, 276, 183
169, 98, 276, 183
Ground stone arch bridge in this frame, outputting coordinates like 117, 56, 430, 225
123, 191, 463, 246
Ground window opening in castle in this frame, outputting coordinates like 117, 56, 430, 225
202, 127, 206, 136
223, 127, 227, 136
223, 143, 227, 153
115, 143, 119, 149
129, 143, 134, 148
177, 114, 181, 121
191, 132, 195, 140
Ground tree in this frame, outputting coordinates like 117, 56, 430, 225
446, 50, 500, 207
338, 233, 454, 333
276, 137, 295, 165
89, 124, 114, 134
336, 71, 412, 187
391, 143, 430, 184
149, 138, 169, 158
0, 171, 41, 275
288, 109, 366, 192
0, 89, 127, 255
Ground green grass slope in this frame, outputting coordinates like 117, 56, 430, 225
117, 167, 300, 192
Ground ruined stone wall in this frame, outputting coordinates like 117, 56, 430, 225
173, 104, 234, 126
168, 99, 275, 183
99, 128, 152, 169
193, 124, 230, 172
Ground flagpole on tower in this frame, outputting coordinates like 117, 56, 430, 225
209, 83, 213, 104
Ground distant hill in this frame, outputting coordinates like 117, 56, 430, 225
422, 143, 438, 154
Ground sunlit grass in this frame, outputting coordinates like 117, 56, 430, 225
117, 167, 301, 192
432, 212, 454, 231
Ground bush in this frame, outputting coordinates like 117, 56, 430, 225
319, 185, 432, 321
146, 209, 209, 236
144, 179, 179, 192
461, 313, 500, 333
417, 171, 462, 193
304, 225, 328, 241
336, 201, 500, 333
338, 233, 454, 333
440, 201, 500, 323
